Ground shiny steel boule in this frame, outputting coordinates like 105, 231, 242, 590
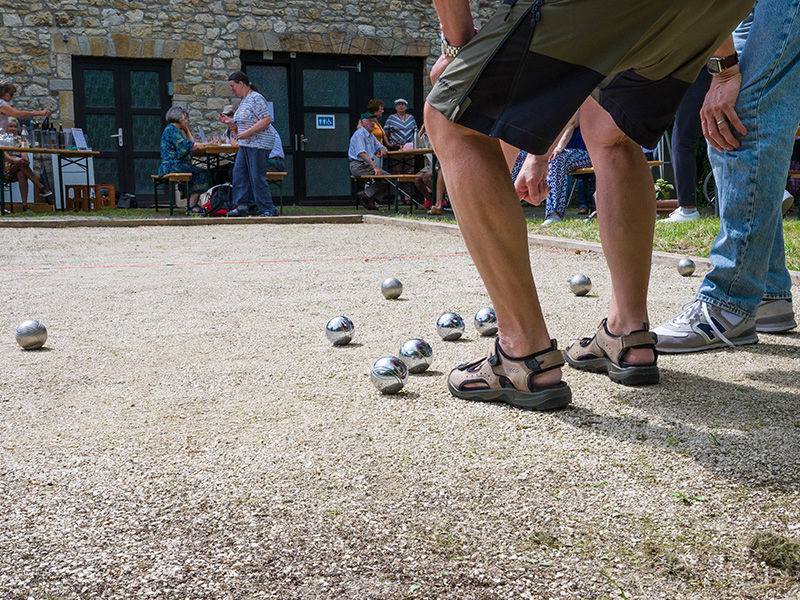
569, 273, 592, 296
677, 258, 696, 277
381, 277, 403, 299
325, 316, 354, 346
473, 307, 498, 336
15, 319, 47, 350
370, 355, 408, 394
436, 312, 465, 341
399, 338, 433, 374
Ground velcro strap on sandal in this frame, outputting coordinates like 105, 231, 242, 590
595, 320, 657, 366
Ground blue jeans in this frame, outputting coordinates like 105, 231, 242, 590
232, 145, 275, 214
696, 0, 800, 318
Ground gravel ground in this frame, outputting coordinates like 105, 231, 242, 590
1, 221, 799, 600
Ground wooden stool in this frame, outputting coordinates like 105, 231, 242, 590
266, 171, 288, 215
151, 173, 192, 215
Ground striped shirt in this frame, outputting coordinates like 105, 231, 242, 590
384, 113, 417, 146
233, 91, 275, 150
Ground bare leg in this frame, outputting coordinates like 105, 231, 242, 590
424, 103, 560, 386
579, 97, 655, 364
15, 170, 29, 209
433, 171, 446, 210
18, 165, 48, 194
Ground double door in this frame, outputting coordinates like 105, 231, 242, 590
73, 58, 171, 205
244, 52, 423, 205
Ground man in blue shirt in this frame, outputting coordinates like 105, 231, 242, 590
349, 112, 388, 210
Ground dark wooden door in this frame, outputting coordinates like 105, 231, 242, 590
73, 58, 171, 205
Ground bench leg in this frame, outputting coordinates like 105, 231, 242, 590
393, 178, 399, 214
154, 180, 159, 212
279, 181, 283, 216
169, 181, 175, 216
184, 181, 190, 215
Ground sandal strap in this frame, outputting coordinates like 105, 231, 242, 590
594, 319, 657, 366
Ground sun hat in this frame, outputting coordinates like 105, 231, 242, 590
394, 98, 409, 105
359, 111, 376, 119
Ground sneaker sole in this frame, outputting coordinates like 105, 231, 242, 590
656, 332, 759, 353
564, 354, 659, 386
755, 320, 797, 333
447, 381, 572, 411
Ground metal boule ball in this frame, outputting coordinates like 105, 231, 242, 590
381, 277, 403, 299
436, 312, 465, 341
473, 306, 498, 337
569, 273, 592, 296
370, 355, 408, 394
399, 338, 433, 374
325, 316, 354, 346
15, 319, 47, 350
677, 258, 696, 277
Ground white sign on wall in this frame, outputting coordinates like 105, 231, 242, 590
316, 114, 335, 129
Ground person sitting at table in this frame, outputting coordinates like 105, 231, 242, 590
364, 99, 389, 147
2, 117, 52, 211
267, 125, 285, 173
384, 98, 418, 149
0, 81, 50, 133
415, 165, 447, 215
159, 105, 211, 214
349, 112, 388, 210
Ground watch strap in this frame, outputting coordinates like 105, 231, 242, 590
707, 53, 738, 74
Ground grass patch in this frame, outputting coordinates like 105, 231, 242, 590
750, 532, 800, 574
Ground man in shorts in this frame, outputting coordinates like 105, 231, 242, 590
424, 0, 753, 410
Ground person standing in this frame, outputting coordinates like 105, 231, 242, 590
0, 81, 50, 133
220, 71, 278, 217
654, 1, 800, 351
423, 0, 751, 409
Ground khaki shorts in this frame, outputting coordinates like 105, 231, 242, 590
427, 0, 752, 154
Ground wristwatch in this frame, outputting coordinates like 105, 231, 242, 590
707, 53, 738, 75
440, 27, 478, 58
440, 32, 464, 57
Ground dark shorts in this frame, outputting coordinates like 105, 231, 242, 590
427, 0, 752, 154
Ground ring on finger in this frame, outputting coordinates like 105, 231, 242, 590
716, 119, 726, 125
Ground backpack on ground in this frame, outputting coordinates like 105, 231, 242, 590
202, 183, 235, 216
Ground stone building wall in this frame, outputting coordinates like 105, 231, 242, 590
0, 0, 494, 131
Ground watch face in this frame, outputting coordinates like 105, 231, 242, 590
707, 57, 723, 74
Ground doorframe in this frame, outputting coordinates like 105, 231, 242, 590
241, 51, 424, 205
72, 57, 172, 204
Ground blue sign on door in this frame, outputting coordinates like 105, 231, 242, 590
316, 114, 335, 129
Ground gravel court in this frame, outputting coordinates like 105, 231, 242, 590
1, 222, 799, 599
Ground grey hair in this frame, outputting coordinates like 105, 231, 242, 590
165, 105, 187, 124
6, 116, 18, 127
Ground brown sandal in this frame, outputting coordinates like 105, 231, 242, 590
564, 319, 659, 386
447, 339, 572, 411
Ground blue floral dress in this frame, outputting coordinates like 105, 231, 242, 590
158, 124, 208, 195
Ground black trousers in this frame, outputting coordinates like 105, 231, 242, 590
671, 69, 712, 208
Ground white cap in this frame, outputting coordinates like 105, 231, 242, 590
393, 98, 409, 105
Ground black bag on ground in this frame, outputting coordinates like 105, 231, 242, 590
203, 183, 235, 216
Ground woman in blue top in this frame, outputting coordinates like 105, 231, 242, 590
220, 71, 277, 217
159, 106, 211, 213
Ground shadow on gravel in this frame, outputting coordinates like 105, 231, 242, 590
555, 367, 800, 490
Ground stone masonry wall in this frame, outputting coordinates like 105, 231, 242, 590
0, 0, 494, 132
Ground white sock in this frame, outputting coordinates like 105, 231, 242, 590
680, 207, 696, 215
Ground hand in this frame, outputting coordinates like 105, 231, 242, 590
237, 129, 249, 140
38, 109, 51, 117
373, 166, 382, 176
549, 146, 565, 163
701, 69, 747, 152
430, 54, 454, 85
379, 147, 388, 157
219, 114, 234, 125
514, 154, 549, 205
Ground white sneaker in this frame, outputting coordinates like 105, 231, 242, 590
542, 214, 562, 226
653, 300, 758, 353
782, 190, 794, 217
755, 298, 797, 333
660, 207, 700, 223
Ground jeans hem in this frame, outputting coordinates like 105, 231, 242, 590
695, 293, 752, 319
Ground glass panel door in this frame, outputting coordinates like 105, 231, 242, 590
73, 58, 170, 205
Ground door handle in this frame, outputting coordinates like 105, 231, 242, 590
299, 134, 308, 151
109, 127, 123, 147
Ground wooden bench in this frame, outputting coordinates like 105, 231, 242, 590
151, 173, 192, 215
351, 173, 420, 213
568, 160, 665, 207
266, 171, 288, 215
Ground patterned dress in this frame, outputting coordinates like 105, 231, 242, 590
158, 123, 208, 195
2, 134, 24, 183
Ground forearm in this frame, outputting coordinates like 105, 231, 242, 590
358, 152, 379, 169
240, 116, 272, 138
434, 0, 475, 45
